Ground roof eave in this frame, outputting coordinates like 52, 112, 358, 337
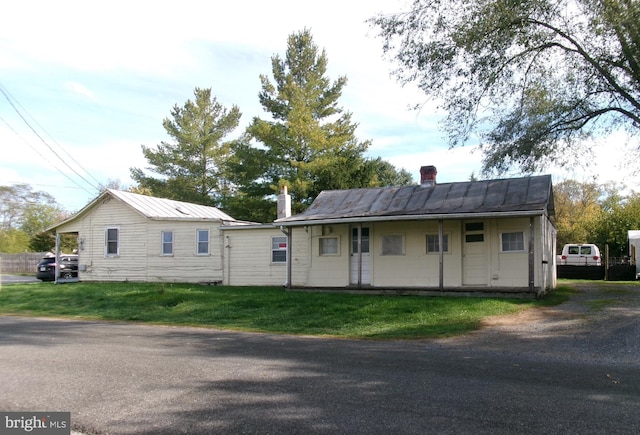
276, 210, 548, 227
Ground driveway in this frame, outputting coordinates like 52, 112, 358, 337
0, 274, 39, 285
1, 282, 639, 434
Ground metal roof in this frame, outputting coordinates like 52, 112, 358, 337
276, 175, 554, 226
50, 190, 237, 232
106, 189, 236, 221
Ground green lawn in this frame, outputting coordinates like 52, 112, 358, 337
0, 281, 572, 339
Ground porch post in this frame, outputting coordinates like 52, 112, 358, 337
357, 223, 363, 288
54, 233, 61, 285
438, 219, 444, 291
529, 217, 535, 293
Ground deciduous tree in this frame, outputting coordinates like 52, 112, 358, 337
372, 0, 640, 174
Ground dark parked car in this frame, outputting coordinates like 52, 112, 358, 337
36, 254, 79, 281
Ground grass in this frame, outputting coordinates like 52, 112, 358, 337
0, 282, 574, 340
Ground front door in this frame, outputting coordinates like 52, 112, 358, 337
463, 221, 488, 286
351, 226, 371, 286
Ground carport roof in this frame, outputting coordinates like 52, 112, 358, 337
276, 174, 554, 226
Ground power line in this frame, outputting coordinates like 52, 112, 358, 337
0, 83, 100, 193
0, 115, 95, 195
2, 86, 103, 188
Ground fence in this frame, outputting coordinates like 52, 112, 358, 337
0, 252, 48, 274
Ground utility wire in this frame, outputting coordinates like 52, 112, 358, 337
0, 84, 103, 188
0, 115, 95, 195
0, 84, 100, 193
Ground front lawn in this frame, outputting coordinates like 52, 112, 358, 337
0, 282, 572, 339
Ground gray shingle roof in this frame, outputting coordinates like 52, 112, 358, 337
276, 175, 554, 225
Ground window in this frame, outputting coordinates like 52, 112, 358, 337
162, 231, 173, 256
501, 232, 525, 252
352, 227, 370, 254
427, 234, 449, 253
271, 236, 287, 263
320, 237, 339, 255
196, 229, 209, 255
105, 227, 119, 256
382, 234, 404, 255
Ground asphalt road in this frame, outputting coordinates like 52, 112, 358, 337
1, 282, 639, 434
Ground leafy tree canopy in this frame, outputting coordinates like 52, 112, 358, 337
371, 0, 640, 174
130, 87, 242, 207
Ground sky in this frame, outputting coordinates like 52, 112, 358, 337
1, 0, 638, 213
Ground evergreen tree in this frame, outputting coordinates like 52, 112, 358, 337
130, 88, 241, 207
233, 29, 398, 221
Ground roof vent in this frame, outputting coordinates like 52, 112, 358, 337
420, 165, 437, 187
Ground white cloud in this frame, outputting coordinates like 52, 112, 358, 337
64, 81, 96, 100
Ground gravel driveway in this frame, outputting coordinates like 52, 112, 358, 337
442, 281, 640, 365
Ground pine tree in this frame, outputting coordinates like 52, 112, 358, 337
130, 87, 241, 207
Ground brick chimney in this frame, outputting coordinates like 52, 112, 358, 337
420, 165, 437, 187
277, 186, 292, 219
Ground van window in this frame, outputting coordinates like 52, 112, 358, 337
568, 246, 579, 255
580, 246, 592, 255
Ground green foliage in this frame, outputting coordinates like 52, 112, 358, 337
553, 179, 602, 250
371, 0, 640, 175
552, 179, 640, 256
130, 87, 242, 207
0, 228, 30, 253
29, 231, 55, 252
234, 29, 410, 222
0, 183, 67, 253
0, 282, 564, 339
591, 191, 640, 256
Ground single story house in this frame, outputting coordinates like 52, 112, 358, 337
49, 167, 557, 297
49, 189, 259, 284
275, 167, 557, 297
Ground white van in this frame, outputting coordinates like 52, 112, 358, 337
559, 244, 602, 266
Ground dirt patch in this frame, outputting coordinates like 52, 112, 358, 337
442, 281, 640, 365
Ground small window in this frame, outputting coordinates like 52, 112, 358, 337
196, 229, 209, 255
465, 234, 484, 243
382, 234, 404, 256
162, 231, 173, 256
105, 227, 119, 256
501, 232, 525, 252
465, 222, 484, 232
320, 237, 339, 255
272, 236, 287, 263
568, 246, 580, 255
580, 246, 592, 255
352, 227, 370, 254
427, 234, 449, 253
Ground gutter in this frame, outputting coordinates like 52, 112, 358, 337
275, 210, 546, 227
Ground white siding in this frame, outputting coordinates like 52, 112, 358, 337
222, 227, 287, 286
297, 217, 554, 292
56, 196, 224, 283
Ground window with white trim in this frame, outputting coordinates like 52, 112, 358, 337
105, 227, 119, 256
381, 234, 405, 255
196, 229, 209, 255
426, 234, 449, 253
271, 236, 287, 263
320, 237, 339, 256
161, 231, 173, 256
501, 231, 525, 252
